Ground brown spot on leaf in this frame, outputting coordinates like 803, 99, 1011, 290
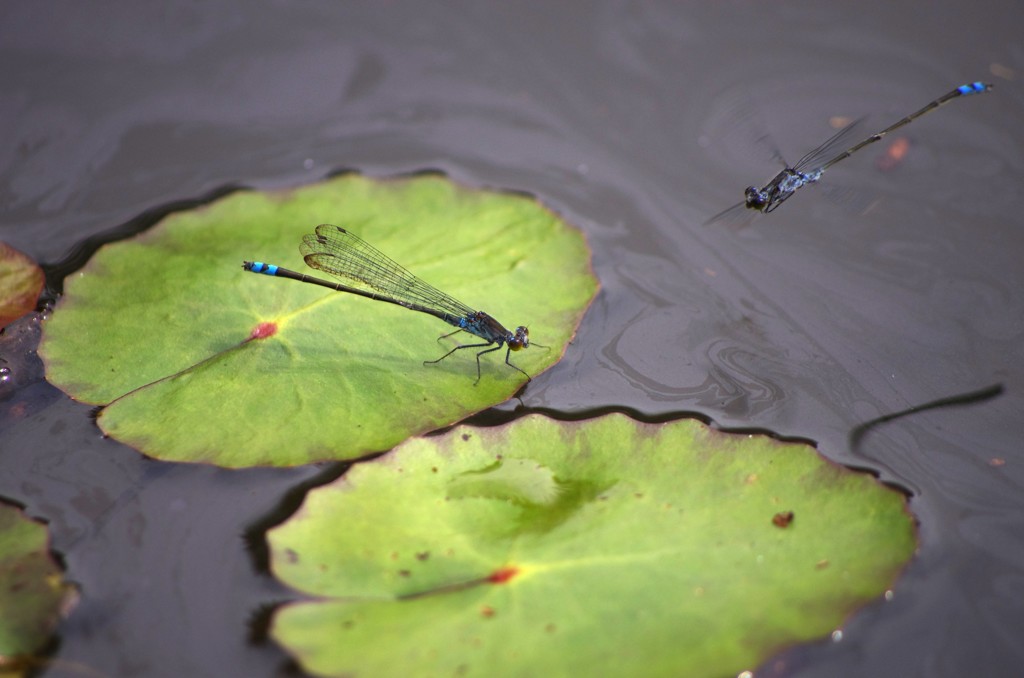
772, 511, 794, 528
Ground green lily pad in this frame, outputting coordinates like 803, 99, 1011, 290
268, 414, 916, 677
0, 242, 44, 329
0, 503, 76, 665
39, 174, 597, 467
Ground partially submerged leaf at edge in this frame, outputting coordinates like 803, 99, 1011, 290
0, 242, 44, 329
0, 503, 76, 662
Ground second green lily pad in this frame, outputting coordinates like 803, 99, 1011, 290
39, 174, 597, 467
268, 414, 916, 677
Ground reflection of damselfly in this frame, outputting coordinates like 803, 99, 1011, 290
243, 224, 539, 384
705, 82, 993, 224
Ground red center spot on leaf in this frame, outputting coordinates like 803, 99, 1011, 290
250, 322, 277, 340
488, 566, 519, 584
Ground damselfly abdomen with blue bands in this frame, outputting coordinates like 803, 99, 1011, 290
705, 81, 993, 224
243, 224, 539, 384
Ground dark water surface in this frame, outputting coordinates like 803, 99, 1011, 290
2, 2, 1023, 676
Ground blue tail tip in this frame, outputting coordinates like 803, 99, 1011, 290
243, 261, 277, 275
960, 81, 992, 95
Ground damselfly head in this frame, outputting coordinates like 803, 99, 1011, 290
509, 326, 530, 351
744, 186, 768, 210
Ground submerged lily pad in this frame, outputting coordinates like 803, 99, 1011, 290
268, 414, 916, 677
0, 242, 44, 329
0, 503, 75, 665
40, 174, 597, 467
